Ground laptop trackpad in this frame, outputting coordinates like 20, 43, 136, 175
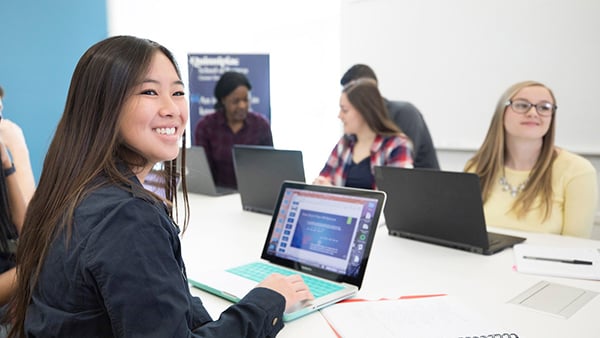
285, 299, 314, 314
201, 270, 256, 300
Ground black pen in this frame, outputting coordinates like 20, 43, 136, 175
523, 255, 593, 265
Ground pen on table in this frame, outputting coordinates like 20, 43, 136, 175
522, 255, 593, 265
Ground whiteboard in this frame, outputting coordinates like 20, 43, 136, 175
341, 0, 600, 154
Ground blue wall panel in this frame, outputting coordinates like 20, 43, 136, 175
0, 0, 108, 181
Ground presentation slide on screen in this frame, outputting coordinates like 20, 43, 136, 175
273, 193, 366, 272
290, 210, 356, 259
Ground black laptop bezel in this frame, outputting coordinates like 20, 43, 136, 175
260, 181, 386, 288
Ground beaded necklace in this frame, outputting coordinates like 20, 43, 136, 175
499, 176, 528, 197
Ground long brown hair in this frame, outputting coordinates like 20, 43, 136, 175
7, 36, 190, 336
465, 80, 557, 219
342, 78, 406, 139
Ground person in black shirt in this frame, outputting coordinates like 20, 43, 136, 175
340, 64, 440, 169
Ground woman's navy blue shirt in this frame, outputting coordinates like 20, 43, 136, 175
24, 174, 285, 337
345, 157, 374, 189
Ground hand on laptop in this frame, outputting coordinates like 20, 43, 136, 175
257, 273, 314, 312
312, 176, 333, 186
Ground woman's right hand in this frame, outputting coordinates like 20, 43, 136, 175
312, 176, 333, 186
257, 273, 314, 313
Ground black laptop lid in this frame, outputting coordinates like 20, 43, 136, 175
261, 181, 386, 289
374, 167, 491, 251
181, 146, 236, 196
233, 145, 306, 214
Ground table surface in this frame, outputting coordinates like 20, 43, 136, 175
179, 192, 600, 337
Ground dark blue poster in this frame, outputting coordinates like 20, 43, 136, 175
187, 54, 270, 145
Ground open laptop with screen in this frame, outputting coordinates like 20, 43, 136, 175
374, 167, 525, 255
189, 181, 387, 321
181, 146, 236, 196
233, 145, 306, 214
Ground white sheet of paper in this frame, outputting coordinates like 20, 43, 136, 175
320, 295, 509, 338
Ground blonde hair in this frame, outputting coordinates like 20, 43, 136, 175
465, 81, 557, 220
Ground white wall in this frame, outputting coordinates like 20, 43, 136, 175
107, 0, 343, 181
341, 0, 600, 155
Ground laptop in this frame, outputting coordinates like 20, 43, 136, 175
233, 145, 306, 214
181, 146, 236, 196
374, 167, 525, 255
189, 181, 387, 321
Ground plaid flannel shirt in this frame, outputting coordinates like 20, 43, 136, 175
318, 134, 413, 189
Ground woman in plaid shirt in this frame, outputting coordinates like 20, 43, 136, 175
314, 78, 413, 190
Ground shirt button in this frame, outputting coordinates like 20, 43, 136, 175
272, 317, 278, 326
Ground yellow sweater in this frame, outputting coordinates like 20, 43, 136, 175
471, 149, 598, 238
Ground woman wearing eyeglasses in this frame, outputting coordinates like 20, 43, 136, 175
465, 81, 597, 238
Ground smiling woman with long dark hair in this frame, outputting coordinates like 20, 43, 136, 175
6, 35, 312, 338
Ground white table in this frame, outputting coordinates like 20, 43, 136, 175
180, 192, 600, 337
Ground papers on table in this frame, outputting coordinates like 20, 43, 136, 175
320, 295, 512, 338
513, 244, 600, 280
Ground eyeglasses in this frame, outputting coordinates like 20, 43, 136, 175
505, 99, 556, 116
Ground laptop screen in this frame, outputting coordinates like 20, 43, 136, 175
233, 145, 306, 214
374, 166, 525, 255
261, 181, 386, 288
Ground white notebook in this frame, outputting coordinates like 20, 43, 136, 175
513, 244, 600, 280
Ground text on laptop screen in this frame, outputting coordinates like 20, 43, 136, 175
265, 187, 379, 278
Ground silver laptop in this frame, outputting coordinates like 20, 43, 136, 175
233, 145, 306, 214
189, 181, 387, 321
181, 146, 236, 196
374, 167, 525, 255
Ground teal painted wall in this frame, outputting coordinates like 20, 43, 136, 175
0, 0, 108, 182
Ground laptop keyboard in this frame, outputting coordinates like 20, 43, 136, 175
227, 262, 344, 298
487, 235, 501, 247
